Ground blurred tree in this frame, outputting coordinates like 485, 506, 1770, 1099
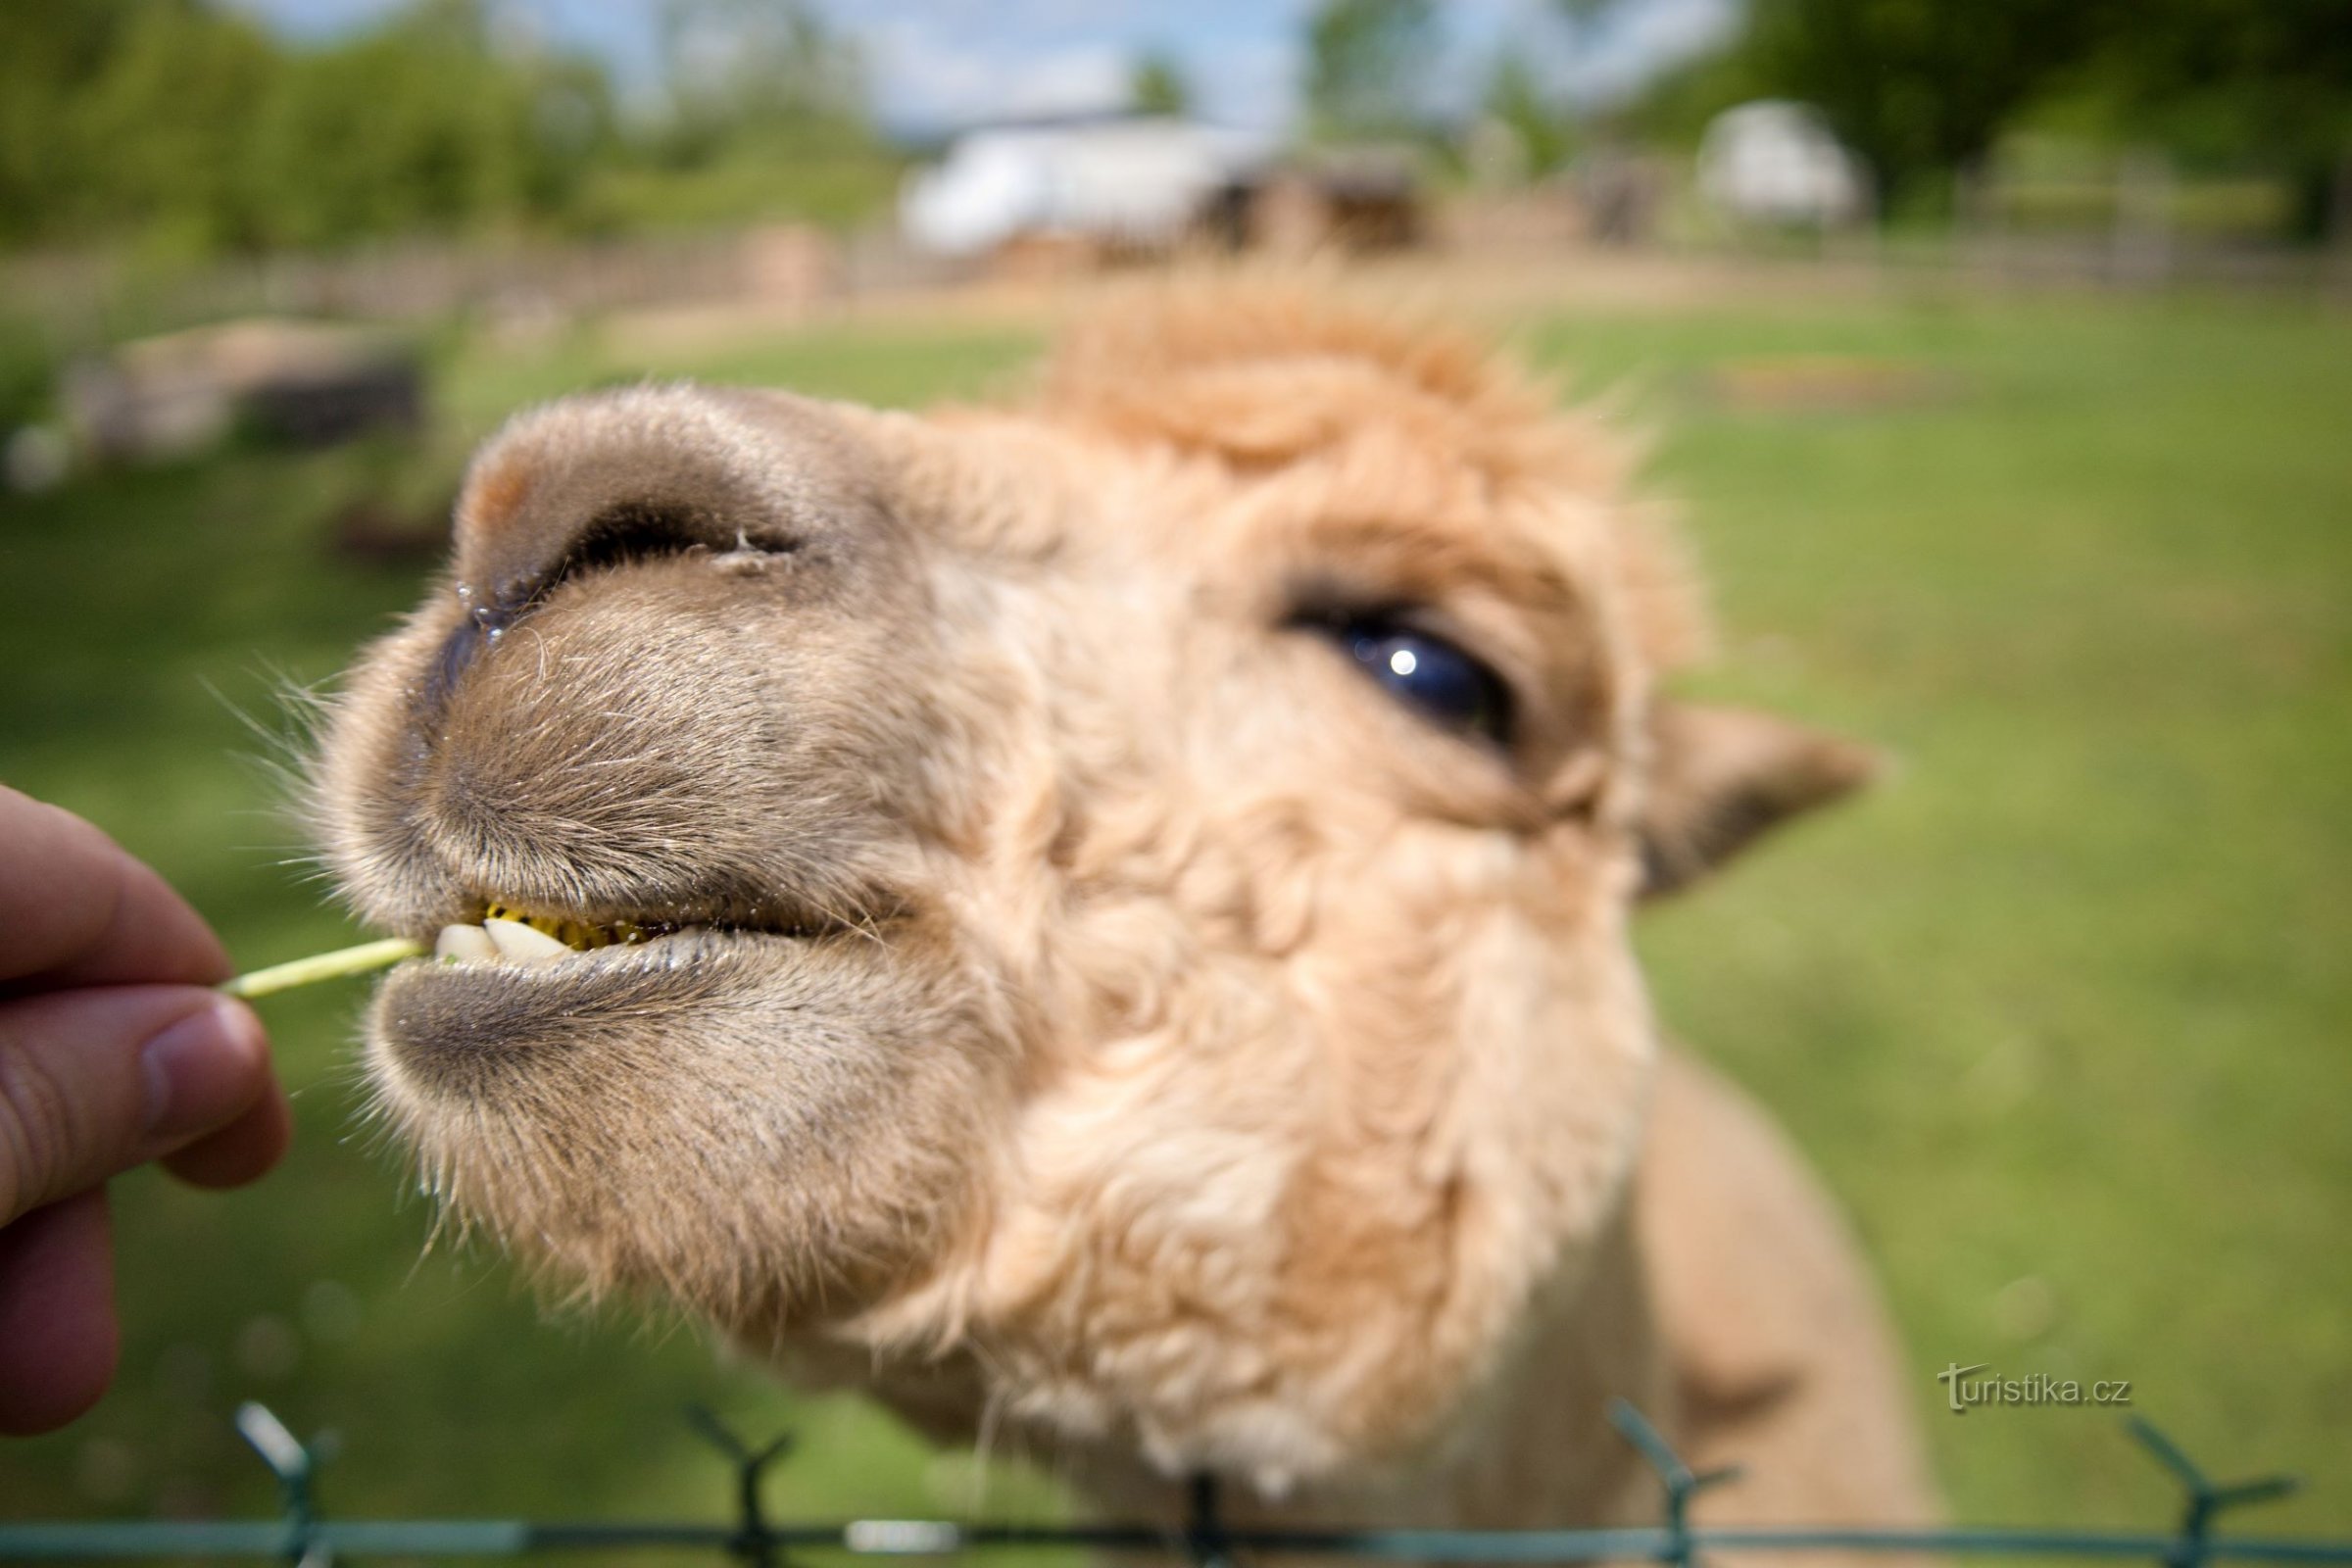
1480, 51, 1573, 176
1642, 0, 2352, 236
1130, 49, 1192, 118
656, 0, 866, 162
0, 0, 910, 255
1741, 0, 2104, 217
2067, 0, 2352, 240
246, 0, 557, 246
0, 0, 619, 253
0, 2, 215, 247
579, 0, 899, 230
71, 4, 279, 253
1303, 0, 1442, 141
1614, 43, 1769, 150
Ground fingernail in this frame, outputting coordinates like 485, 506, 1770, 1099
141, 1000, 267, 1140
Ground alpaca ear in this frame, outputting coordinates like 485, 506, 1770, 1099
1637, 702, 1881, 898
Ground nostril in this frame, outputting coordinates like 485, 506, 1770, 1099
480, 505, 787, 610
428, 505, 794, 710
427, 617, 483, 710
563, 506, 727, 576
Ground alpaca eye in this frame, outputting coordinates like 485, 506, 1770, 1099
1332, 618, 1512, 744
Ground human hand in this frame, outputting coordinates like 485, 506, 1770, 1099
0, 785, 290, 1435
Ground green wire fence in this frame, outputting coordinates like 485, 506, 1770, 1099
2, 1399, 2344, 1566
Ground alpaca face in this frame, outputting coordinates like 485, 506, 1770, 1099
316, 290, 1836, 1489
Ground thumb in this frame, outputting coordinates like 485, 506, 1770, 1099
0, 987, 270, 1222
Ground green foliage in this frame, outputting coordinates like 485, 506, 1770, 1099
654, 0, 865, 165
1303, 0, 1442, 142
243, 0, 614, 250
0, 312, 57, 428
1481, 52, 1574, 176
1649, 0, 2352, 233
0, 0, 612, 254
1130, 49, 1193, 118
601, 2, 902, 234
2041, 0, 2352, 238
1614, 44, 1770, 151
60, 2, 281, 255
0, 0, 898, 258
1740, 0, 2103, 218
0, 3, 118, 244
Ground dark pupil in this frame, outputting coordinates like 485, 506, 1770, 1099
1346, 626, 1507, 741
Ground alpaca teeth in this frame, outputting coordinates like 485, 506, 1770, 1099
436, 902, 664, 966
435, 923, 499, 961
483, 916, 570, 963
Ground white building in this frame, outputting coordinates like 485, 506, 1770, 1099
1696, 101, 1870, 228
901, 116, 1272, 257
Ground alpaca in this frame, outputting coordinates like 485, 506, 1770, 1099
313, 282, 1935, 1538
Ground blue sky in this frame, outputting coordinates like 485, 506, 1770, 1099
222, 0, 1738, 136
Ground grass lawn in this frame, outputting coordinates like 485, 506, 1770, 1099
1, 281, 2345, 1540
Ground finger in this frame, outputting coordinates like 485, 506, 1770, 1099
0, 1188, 119, 1435
0, 787, 231, 993
161, 1071, 293, 1190
0, 987, 270, 1222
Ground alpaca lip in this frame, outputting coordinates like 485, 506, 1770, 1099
375, 898, 874, 1090
369, 925, 798, 1099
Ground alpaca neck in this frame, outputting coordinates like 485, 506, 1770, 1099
1051, 1212, 1671, 1534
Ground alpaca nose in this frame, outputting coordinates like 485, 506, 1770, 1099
446, 384, 850, 610
422, 386, 864, 708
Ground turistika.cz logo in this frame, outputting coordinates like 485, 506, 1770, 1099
1936, 1362, 2133, 1415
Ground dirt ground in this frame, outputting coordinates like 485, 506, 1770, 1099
597, 245, 1898, 365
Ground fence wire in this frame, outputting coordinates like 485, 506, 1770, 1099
3, 1399, 2346, 1566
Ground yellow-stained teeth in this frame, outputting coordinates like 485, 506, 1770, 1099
434, 902, 661, 963
482, 902, 643, 950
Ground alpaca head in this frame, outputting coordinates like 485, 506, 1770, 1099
315, 285, 1870, 1489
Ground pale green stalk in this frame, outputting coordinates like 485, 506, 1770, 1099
218, 937, 426, 1000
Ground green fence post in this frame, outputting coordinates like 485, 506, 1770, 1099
1186, 1475, 1235, 1568
1609, 1400, 1740, 1568
2127, 1417, 2299, 1568
235, 1402, 336, 1568
687, 1406, 796, 1568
